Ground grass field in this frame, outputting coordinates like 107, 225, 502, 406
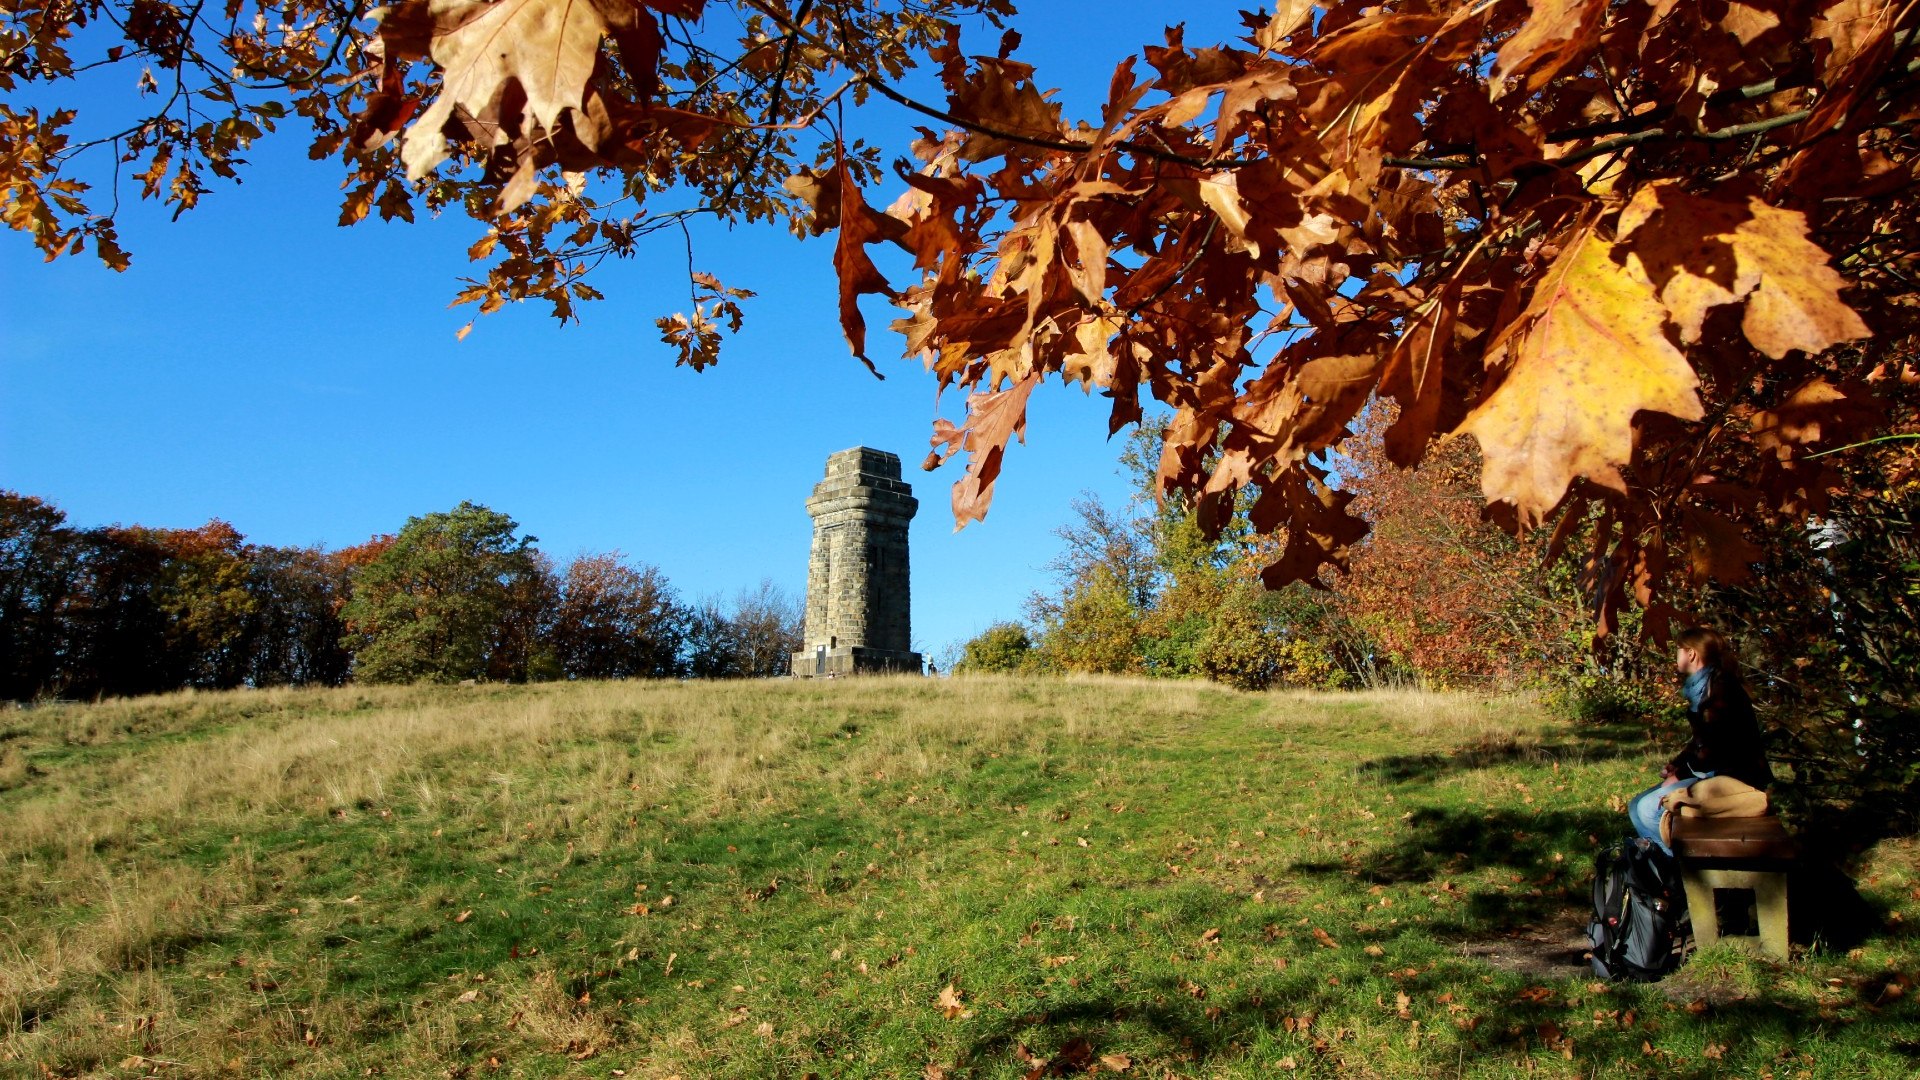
0, 677, 1914, 1078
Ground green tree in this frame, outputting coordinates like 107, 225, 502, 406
1032, 568, 1141, 675
342, 502, 546, 684
953, 622, 1034, 674
0, 492, 84, 701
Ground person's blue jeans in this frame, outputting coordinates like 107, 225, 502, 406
1629, 772, 1713, 853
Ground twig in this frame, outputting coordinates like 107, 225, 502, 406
1804, 433, 1920, 459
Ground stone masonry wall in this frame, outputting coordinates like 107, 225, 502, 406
795, 447, 919, 674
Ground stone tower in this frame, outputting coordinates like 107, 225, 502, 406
791, 447, 923, 676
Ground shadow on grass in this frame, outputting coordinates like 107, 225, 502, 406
951, 961, 1920, 1077
1357, 722, 1658, 784
1296, 802, 1888, 956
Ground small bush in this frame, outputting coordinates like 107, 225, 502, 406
954, 623, 1036, 674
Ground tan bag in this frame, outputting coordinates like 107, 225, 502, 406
1660, 776, 1769, 847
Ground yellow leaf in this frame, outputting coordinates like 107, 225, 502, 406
936, 983, 965, 1019
1462, 228, 1703, 524
1197, 173, 1258, 259
1492, 0, 1605, 100
393, 0, 648, 189
1620, 183, 1870, 358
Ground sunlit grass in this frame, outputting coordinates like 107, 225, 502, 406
0, 677, 1913, 1077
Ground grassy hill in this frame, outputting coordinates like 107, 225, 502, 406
1, 678, 1914, 1078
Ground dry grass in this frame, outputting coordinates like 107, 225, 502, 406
0, 676, 1241, 1075
2, 678, 1910, 1079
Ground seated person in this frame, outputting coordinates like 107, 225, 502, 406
1627, 626, 1772, 853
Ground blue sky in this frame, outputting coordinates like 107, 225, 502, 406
0, 4, 1252, 660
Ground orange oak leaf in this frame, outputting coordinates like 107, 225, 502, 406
933, 374, 1040, 528
1461, 227, 1703, 524
1492, 0, 1607, 100
395, 0, 643, 177
1681, 507, 1762, 585
1379, 290, 1455, 467
1620, 183, 1870, 359
936, 983, 966, 1019
829, 157, 908, 368
1750, 377, 1887, 452
1253, 466, 1370, 589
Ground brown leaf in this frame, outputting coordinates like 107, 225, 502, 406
392, 0, 674, 184
829, 156, 907, 367
1492, 0, 1606, 100
1253, 466, 1370, 589
1461, 228, 1703, 525
938, 374, 1040, 527
1750, 377, 1886, 452
936, 983, 965, 1019
1681, 507, 1762, 585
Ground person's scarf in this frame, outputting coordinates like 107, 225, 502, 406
1684, 666, 1712, 712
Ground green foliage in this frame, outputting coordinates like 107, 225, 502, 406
1, 493, 358, 699
1034, 569, 1141, 675
1192, 583, 1355, 691
1031, 420, 1375, 689
954, 622, 1035, 674
1702, 482, 1920, 847
1192, 584, 1276, 690
1545, 669, 1674, 725
342, 501, 548, 684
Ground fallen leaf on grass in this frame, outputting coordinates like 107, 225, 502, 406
1099, 1052, 1131, 1072
456, 989, 480, 1003
1312, 928, 1339, 949
1017, 1038, 1095, 1078
937, 984, 967, 1019
454, 910, 471, 923
1363, 944, 1384, 957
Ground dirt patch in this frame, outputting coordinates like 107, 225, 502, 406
1458, 911, 1595, 980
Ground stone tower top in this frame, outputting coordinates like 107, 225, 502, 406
807, 448, 915, 519
792, 446, 922, 676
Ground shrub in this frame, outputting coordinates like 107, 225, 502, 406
954, 623, 1036, 674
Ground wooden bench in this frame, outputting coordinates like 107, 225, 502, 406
1669, 815, 1797, 959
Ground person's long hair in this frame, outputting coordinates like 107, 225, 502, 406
1677, 626, 1746, 695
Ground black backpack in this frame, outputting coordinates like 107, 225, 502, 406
1587, 837, 1690, 981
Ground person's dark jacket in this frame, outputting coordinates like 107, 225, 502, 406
1670, 668, 1772, 790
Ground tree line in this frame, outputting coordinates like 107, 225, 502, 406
955, 417, 1592, 689
0, 494, 801, 701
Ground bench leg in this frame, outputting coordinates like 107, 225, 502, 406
1682, 868, 1790, 960
1754, 873, 1789, 960
1681, 869, 1720, 948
